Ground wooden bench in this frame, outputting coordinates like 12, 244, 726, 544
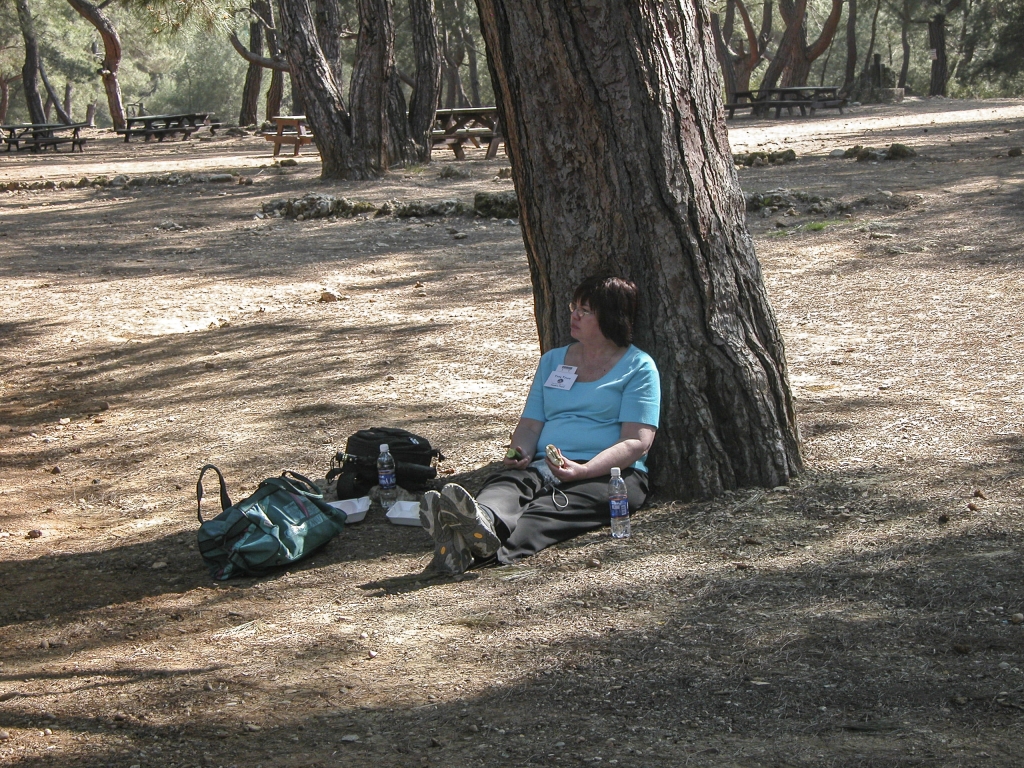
431, 127, 497, 160
1, 122, 89, 152
115, 126, 199, 142
16, 136, 88, 152
724, 101, 757, 119
116, 113, 211, 142
726, 87, 847, 119
264, 115, 314, 157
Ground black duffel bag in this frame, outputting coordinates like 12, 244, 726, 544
327, 427, 443, 498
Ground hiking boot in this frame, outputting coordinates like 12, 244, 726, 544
439, 483, 500, 559
429, 526, 473, 575
419, 490, 442, 538
421, 490, 472, 575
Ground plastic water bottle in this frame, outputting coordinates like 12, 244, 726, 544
377, 443, 397, 510
609, 467, 630, 539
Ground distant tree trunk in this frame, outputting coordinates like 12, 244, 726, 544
315, 0, 346, 86
289, 72, 305, 114
475, 0, 802, 498
66, 0, 125, 129
928, 12, 948, 95
954, 0, 974, 81
466, 34, 481, 105
260, 0, 284, 116
406, 0, 443, 160
898, 0, 911, 88
761, 0, 842, 88
713, 0, 772, 99
38, 62, 73, 123
267, 70, 284, 116
843, 0, 857, 91
862, 0, 882, 76
712, 13, 740, 100
16, 0, 47, 124
239, 2, 265, 125
818, 34, 835, 85
63, 82, 73, 119
279, 0, 384, 178
0, 74, 18, 123
86, 101, 97, 125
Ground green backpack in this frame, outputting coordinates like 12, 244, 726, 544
196, 465, 346, 580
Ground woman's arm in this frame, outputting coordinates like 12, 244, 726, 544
503, 417, 544, 469
548, 422, 656, 482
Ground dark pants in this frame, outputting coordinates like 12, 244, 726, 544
476, 467, 649, 564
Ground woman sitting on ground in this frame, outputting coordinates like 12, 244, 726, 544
420, 275, 661, 573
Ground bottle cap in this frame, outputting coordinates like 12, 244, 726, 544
380, 444, 389, 453
610, 467, 621, 477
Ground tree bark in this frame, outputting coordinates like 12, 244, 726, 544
16, 0, 46, 124
475, 0, 801, 498
66, 0, 125, 129
844, 0, 858, 91
239, 2, 265, 125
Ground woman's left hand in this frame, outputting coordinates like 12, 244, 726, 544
547, 456, 589, 483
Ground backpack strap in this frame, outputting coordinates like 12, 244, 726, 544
197, 464, 232, 523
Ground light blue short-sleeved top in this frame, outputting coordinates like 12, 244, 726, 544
521, 344, 661, 472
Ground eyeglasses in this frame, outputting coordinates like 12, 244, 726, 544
569, 303, 594, 318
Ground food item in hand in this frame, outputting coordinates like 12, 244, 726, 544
505, 446, 523, 460
545, 444, 565, 468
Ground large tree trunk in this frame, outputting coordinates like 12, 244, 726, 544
16, 0, 47, 124
928, 12, 948, 95
475, 0, 801, 498
66, 0, 125, 129
239, 2, 265, 125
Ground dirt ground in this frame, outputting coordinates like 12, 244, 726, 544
1, 97, 1023, 767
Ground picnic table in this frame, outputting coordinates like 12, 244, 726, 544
726, 86, 846, 119
115, 113, 217, 142
263, 115, 314, 157
432, 107, 505, 160
1, 122, 89, 153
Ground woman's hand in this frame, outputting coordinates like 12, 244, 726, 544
503, 446, 532, 469
547, 456, 589, 483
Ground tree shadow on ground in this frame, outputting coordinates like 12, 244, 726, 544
3, 464, 1023, 766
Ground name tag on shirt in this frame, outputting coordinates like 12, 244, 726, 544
544, 366, 578, 390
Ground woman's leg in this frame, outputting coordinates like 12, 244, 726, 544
495, 470, 648, 564
475, 468, 548, 540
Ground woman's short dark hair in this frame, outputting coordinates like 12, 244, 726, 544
573, 275, 639, 348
